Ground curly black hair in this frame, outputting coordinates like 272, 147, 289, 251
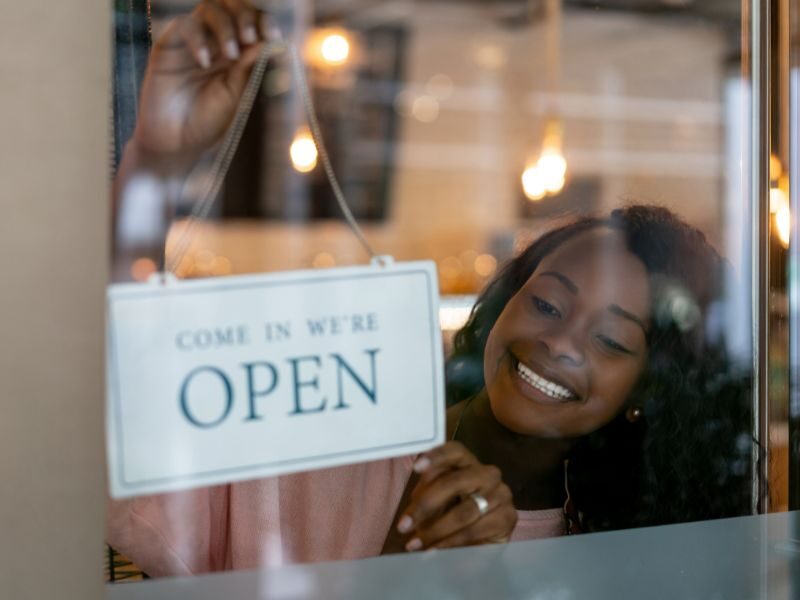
446, 205, 755, 531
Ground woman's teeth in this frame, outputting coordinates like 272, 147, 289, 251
516, 361, 575, 401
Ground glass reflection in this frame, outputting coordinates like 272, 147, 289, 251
108, 0, 758, 583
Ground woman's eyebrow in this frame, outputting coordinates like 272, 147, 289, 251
540, 271, 578, 294
608, 304, 647, 334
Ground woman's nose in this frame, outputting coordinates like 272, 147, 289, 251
538, 328, 585, 367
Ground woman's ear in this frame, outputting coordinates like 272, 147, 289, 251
625, 406, 643, 423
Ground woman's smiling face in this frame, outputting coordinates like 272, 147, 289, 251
483, 228, 651, 438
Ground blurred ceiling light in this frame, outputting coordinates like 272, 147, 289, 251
320, 33, 350, 66
412, 95, 440, 123
521, 2, 567, 202
770, 153, 783, 181
776, 204, 791, 248
546, 174, 566, 194
305, 28, 355, 70
770, 186, 789, 214
537, 148, 567, 194
474, 43, 507, 70
771, 180, 791, 248
522, 118, 567, 199
290, 128, 318, 173
474, 254, 497, 277
521, 165, 546, 201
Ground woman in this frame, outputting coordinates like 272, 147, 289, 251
108, 0, 754, 576
441, 207, 754, 534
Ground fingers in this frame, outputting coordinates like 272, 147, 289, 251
158, 1, 281, 71
197, 0, 242, 61
192, 0, 277, 67
399, 462, 504, 544
430, 500, 517, 550
177, 16, 213, 69
225, 41, 268, 98
396, 442, 517, 553
217, 0, 259, 44
412, 441, 480, 487
409, 482, 513, 551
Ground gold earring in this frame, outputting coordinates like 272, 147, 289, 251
626, 407, 642, 422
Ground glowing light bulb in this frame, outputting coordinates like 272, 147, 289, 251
521, 165, 546, 201
320, 33, 350, 65
474, 254, 497, 277
770, 186, 788, 214
537, 149, 567, 194
474, 43, 507, 70
770, 153, 783, 181
776, 204, 791, 248
290, 129, 318, 173
411, 96, 439, 123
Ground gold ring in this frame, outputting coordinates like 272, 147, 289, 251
468, 492, 490, 516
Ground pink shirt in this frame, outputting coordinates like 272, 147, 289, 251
107, 455, 564, 578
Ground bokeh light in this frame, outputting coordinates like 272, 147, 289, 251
412, 96, 440, 123
474, 43, 507, 69
776, 204, 791, 248
522, 165, 546, 201
474, 254, 497, 277
537, 149, 568, 194
320, 33, 350, 66
290, 128, 318, 173
770, 186, 788, 214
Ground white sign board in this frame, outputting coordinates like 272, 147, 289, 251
106, 261, 445, 498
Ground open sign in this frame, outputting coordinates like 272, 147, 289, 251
106, 261, 444, 498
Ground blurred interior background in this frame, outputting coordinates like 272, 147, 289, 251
112, 0, 794, 515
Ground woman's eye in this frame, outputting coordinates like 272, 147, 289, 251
533, 296, 561, 318
597, 334, 632, 355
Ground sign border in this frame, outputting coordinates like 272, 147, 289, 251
107, 265, 442, 493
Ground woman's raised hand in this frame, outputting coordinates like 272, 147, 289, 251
396, 442, 517, 551
132, 0, 279, 172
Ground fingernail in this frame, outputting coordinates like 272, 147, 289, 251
397, 515, 413, 534
405, 538, 422, 552
198, 47, 211, 69
413, 457, 431, 473
243, 26, 257, 44
225, 40, 240, 60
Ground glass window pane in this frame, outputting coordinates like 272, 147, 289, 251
107, 0, 777, 588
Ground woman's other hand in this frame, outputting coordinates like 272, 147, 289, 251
396, 441, 517, 551
133, 0, 279, 172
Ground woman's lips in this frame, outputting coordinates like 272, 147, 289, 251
510, 354, 579, 403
